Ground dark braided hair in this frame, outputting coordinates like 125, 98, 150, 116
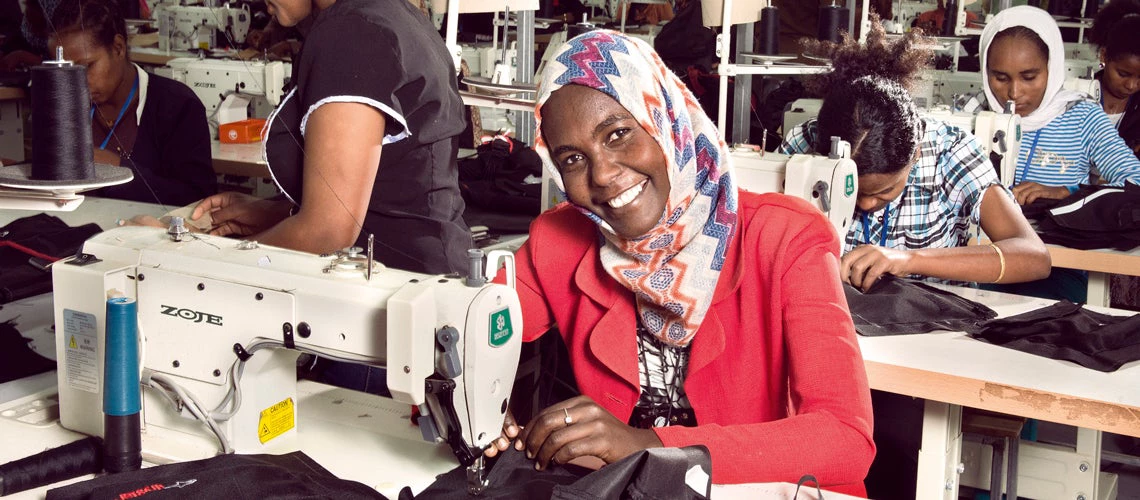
50, 0, 127, 51
988, 26, 1048, 63
1089, 0, 1140, 61
800, 15, 929, 175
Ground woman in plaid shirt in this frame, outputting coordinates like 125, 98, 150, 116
780, 20, 1051, 291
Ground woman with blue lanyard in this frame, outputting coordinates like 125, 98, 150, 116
48, 0, 216, 206
1090, 0, 1140, 158
780, 20, 1051, 291
981, 5, 1140, 302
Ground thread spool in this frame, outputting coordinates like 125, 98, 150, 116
103, 297, 141, 473
0, 436, 103, 495
943, 0, 959, 36
759, 6, 780, 56
30, 48, 95, 181
818, 4, 850, 43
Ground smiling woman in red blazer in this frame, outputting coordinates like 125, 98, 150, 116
485, 30, 875, 495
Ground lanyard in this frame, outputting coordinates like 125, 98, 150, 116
862, 207, 891, 247
1018, 130, 1042, 185
90, 76, 139, 150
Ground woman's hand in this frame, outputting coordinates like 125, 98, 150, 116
483, 410, 523, 458
517, 396, 663, 471
840, 244, 914, 291
1011, 182, 1070, 205
192, 192, 292, 237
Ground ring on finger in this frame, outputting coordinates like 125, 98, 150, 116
563, 407, 573, 426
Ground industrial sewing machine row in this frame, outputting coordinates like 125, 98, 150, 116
51, 226, 521, 493
153, 3, 251, 52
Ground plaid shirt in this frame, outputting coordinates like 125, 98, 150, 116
780, 118, 1005, 255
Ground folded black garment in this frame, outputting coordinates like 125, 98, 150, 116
1019, 184, 1114, 221
844, 276, 998, 337
47, 452, 386, 500
1, 214, 102, 304
970, 300, 1140, 372
0, 320, 55, 383
415, 445, 712, 499
1033, 182, 1140, 251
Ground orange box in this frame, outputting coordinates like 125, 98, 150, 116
220, 118, 267, 144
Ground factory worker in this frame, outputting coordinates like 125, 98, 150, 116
980, 5, 1140, 301
49, 0, 216, 206
191, 0, 472, 275
780, 19, 1051, 290
1089, 0, 1140, 158
485, 30, 875, 495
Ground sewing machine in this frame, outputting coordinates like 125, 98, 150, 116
166, 57, 290, 134
923, 105, 1021, 186
731, 138, 859, 236
51, 226, 522, 493
153, 4, 251, 52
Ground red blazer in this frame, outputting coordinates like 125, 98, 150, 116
512, 192, 875, 495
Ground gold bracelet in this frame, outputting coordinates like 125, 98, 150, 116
990, 243, 1006, 284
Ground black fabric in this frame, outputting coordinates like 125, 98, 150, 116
457, 136, 541, 233
0, 214, 101, 304
653, 1, 716, 73
265, 0, 472, 275
91, 73, 217, 207
970, 300, 1140, 372
415, 446, 711, 500
843, 276, 997, 336
0, 320, 55, 383
46, 452, 386, 500
1030, 182, 1140, 251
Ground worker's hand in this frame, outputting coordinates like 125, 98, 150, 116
1011, 182, 1070, 205
518, 396, 663, 471
192, 192, 292, 237
0, 50, 41, 71
841, 244, 914, 291
483, 410, 522, 458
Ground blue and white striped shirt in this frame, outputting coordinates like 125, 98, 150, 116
1016, 101, 1140, 189
781, 118, 1004, 255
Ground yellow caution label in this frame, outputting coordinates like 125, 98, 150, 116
69, 336, 77, 349
257, 398, 295, 444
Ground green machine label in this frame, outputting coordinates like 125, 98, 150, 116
844, 174, 855, 197
489, 307, 514, 347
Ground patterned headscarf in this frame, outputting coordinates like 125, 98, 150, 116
534, 30, 738, 347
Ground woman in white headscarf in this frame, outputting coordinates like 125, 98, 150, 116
980, 5, 1140, 206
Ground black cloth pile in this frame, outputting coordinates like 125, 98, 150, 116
970, 300, 1140, 372
843, 276, 997, 336
415, 446, 712, 499
0, 320, 55, 383
47, 452, 385, 500
0, 214, 102, 304
1022, 183, 1140, 251
458, 136, 542, 234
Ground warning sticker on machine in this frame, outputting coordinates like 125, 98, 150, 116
258, 398, 295, 444
62, 309, 99, 394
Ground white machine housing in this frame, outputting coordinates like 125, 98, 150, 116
167, 57, 290, 134
923, 105, 1023, 186
52, 227, 522, 467
154, 4, 251, 52
731, 145, 859, 238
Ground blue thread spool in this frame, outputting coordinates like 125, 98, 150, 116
104, 297, 141, 473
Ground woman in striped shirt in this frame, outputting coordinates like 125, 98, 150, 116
980, 5, 1140, 206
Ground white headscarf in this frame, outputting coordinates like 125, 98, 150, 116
980, 5, 1085, 131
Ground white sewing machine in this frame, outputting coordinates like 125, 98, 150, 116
51, 226, 522, 492
732, 138, 859, 237
166, 57, 290, 133
923, 105, 1022, 186
153, 4, 251, 52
